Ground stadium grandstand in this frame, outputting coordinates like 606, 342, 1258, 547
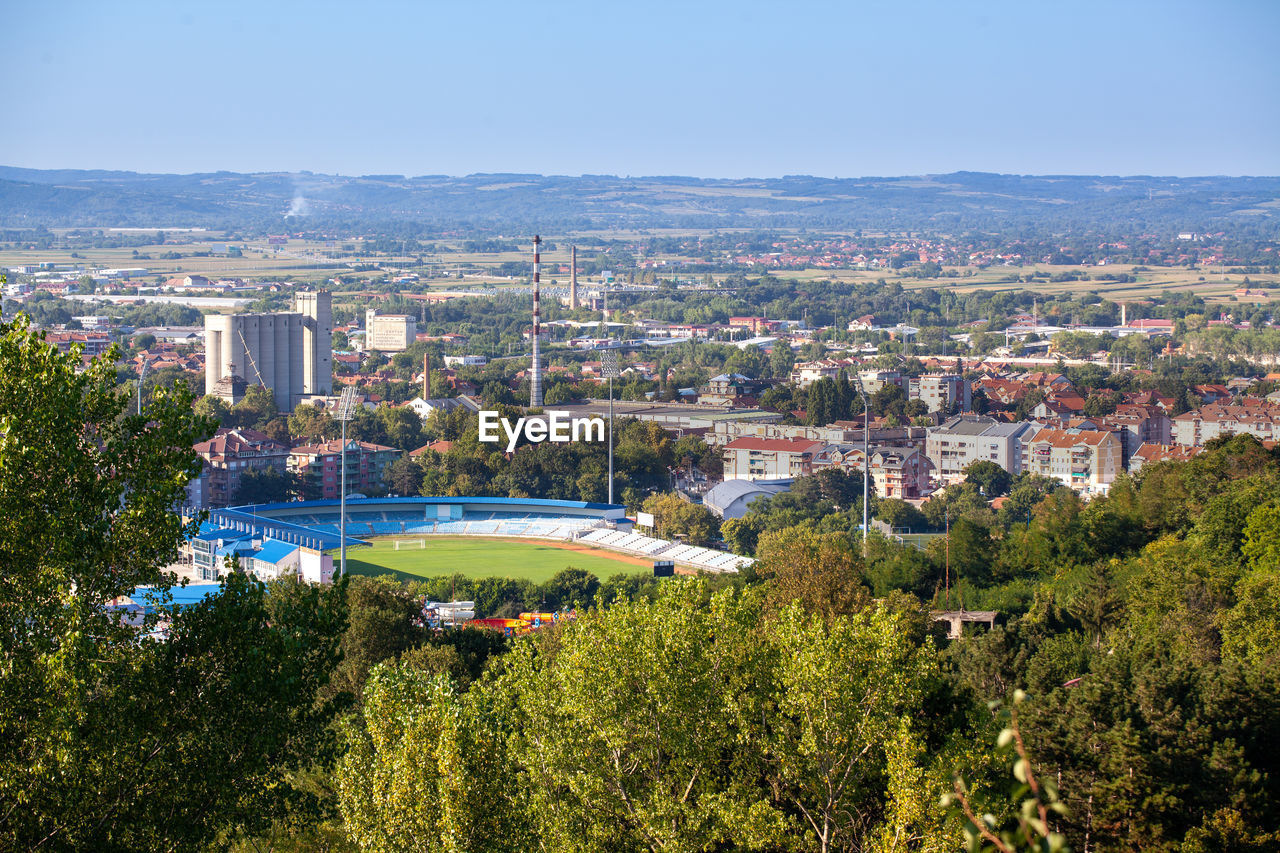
206, 496, 753, 577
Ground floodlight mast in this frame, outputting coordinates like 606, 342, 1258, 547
336, 385, 358, 578
137, 361, 148, 416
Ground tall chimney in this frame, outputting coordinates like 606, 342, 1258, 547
530, 235, 543, 407
1120, 303, 1127, 327
570, 245, 579, 310
423, 352, 429, 400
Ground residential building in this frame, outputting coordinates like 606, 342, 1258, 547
1098, 405, 1172, 468
1172, 401, 1280, 447
859, 369, 903, 394
1031, 392, 1086, 419
722, 437, 826, 481
1128, 442, 1199, 474
1021, 428, 1122, 495
869, 446, 933, 499
728, 316, 776, 335
191, 428, 291, 508
909, 374, 970, 413
925, 415, 1039, 485
164, 274, 212, 290
810, 443, 866, 474
44, 331, 113, 359
790, 359, 856, 388
406, 396, 482, 422
699, 373, 757, 406
289, 439, 402, 499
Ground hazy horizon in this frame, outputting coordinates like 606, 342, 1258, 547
4, 165, 1278, 181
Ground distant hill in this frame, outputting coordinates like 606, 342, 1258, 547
1, 167, 1277, 234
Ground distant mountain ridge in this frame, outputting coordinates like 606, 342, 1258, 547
1, 167, 1277, 234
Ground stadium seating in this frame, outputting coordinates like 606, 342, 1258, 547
226, 498, 752, 573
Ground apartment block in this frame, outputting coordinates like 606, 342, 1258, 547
722, 437, 826, 481
191, 428, 291, 508
925, 415, 1039, 485
1021, 428, 1122, 495
909, 374, 970, 413
1172, 401, 1280, 447
288, 438, 402, 500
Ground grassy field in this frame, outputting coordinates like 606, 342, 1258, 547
336, 536, 650, 584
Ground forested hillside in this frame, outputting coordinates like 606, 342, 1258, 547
2, 168, 1278, 233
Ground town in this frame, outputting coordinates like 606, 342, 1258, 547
5, 1, 1279, 849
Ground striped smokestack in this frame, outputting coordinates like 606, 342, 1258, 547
570, 245, 579, 309
530, 235, 543, 407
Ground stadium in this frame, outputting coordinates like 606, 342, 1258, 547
196, 496, 754, 583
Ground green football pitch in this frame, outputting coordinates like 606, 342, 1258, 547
335, 536, 650, 584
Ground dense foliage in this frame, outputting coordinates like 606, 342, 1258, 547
0, 319, 349, 851
5, 312, 1280, 851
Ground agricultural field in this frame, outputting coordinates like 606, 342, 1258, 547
336, 535, 651, 584
3, 229, 1275, 305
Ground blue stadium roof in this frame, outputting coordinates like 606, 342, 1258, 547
253, 539, 298, 565
230, 496, 627, 514
193, 525, 248, 543
205, 508, 361, 551
215, 541, 256, 558
205, 497, 627, 552
130, 583, 221, 610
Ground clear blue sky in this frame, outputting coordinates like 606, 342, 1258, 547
4, 0, 1277, 177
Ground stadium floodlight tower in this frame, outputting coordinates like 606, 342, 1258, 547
857, 379, 870, 553
136, 361, 148, 415
602, 348, 620, 504
336, 385, 358, 577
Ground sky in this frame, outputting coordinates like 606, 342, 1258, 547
3, 0, 1278, 178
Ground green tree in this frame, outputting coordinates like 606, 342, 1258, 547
497, 582, 784, 852
193, 393, 232, 428
763, 602, 951, 853
755, 526, 869, 620
641, 492, 720, 547
229, 384, 279, 429
337, 666, 525, 853
0, 316, 347, 850
289, 402, 338, 443
233, 466, 297, 504
965, 460, 1013, 498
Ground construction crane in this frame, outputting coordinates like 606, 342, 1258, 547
236, 328, 265, 386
